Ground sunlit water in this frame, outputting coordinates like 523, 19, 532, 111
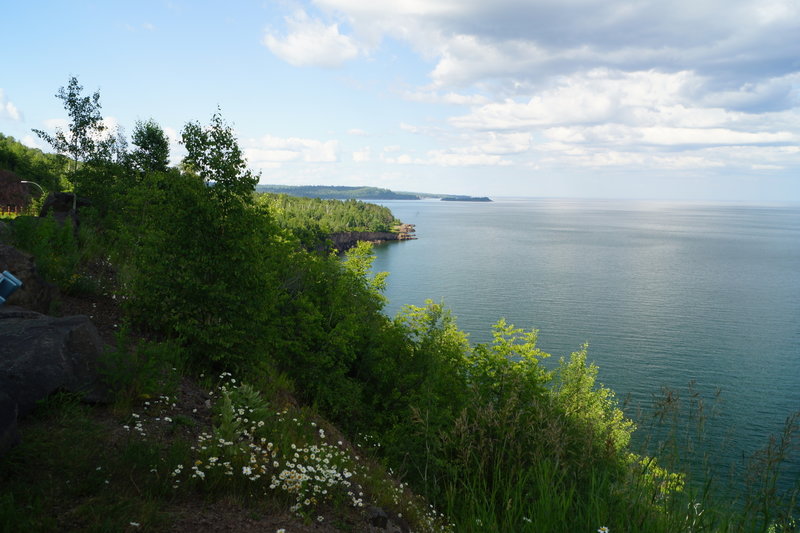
371, 197, 800, 494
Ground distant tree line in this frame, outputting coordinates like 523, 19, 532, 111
255, 184, 420, 200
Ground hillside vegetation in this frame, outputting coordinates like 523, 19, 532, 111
255, 184, 420, 200
1, 76, 797, 532
255, 193, 401, 250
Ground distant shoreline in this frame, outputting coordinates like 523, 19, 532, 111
255, 184, 491, 202
441, 195, 492, 202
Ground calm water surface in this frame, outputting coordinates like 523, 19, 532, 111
372, 198, 800, 488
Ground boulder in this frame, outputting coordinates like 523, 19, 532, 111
0, 306, 109, 456
39, 192, 90, 226
367, 506, 410, 533
0, 243, 57, 314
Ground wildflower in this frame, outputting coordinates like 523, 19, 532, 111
598, 528, 610, 533
130, 522, 141, 527
242, 466, 253, 476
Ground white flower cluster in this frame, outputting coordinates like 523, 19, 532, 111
128, 374, 368, 520
122, 394, 176, 437
269, 441, 363, 515
126, 374, 454, 532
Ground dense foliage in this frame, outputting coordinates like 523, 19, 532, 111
254, 193, 400, 248
0, 133, 68, 193
1, 76, 797, 532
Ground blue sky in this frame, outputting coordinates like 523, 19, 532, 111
1, 0, 798, 201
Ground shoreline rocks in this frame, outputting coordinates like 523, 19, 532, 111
329, 223, 416, 252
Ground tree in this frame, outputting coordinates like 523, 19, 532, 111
32, 76, 116, 211
32, 76, 112, 174
181, 110, 258, 211
122, 111, 276, 368
130, 119, 169, 173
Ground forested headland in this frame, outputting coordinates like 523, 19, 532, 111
0, 77, 797, 532
255, 184, 421, 200
255, 193, 412, 251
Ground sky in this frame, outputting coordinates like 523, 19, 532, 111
1, 0, 798, 201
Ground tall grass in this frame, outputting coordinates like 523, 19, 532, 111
425, 372, 799, 533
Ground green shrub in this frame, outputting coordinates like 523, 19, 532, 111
10, 213, 92, 292
100, 326, 185, 409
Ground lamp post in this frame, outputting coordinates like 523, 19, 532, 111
20, 181, 45, 195
19, 181, 46, 216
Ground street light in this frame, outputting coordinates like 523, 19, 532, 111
20, 181, 45, 194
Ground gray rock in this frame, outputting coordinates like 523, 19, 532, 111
0, 306, 109, 456
367, 506, 410, 533
0, 243, 57, 314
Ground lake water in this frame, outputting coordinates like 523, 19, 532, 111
371, 197, 800, 492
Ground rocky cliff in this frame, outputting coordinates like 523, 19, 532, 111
328, 223, 416, 252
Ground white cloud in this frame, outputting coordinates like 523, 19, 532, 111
402, 88, 489, 105
701, 73, 800, 112
382, 145, 514, 167
308, 0, 800, 92
20, 135, 42, 149
450, 70, 700, 130
263, 9, 361, 67
399, 122, 419, 133
244, 135, 339, 168
430, 34, 550, 87
38, 116, 120, 145
543, 124, 794, 147
347, 128, 368, 136
163, 126, 186, 165
43, 118, 68, 132
261, 0, 800, 184
426, 149, 511, 166
637, 127, 793, 146
473, 132, 531, 154
352, 147, 371, 162
0, 90, 21, 121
